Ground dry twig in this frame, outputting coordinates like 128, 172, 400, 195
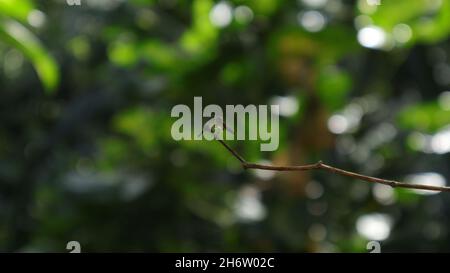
215, 139, 450, 193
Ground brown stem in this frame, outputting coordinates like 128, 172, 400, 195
216, 139, 450, 193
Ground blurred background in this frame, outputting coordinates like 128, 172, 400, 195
1, 0, 450, 252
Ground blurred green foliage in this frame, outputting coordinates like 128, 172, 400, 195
0, 0, 450, 252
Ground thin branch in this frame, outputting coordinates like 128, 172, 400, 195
215, 139, 450, 193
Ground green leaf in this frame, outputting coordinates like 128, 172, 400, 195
0, 17, 59, 93
113, 107, 172, 151
0, 0, 34, 22
364, 0, 450, 45
398, 102, 450, 133
317, 67, 352, 111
